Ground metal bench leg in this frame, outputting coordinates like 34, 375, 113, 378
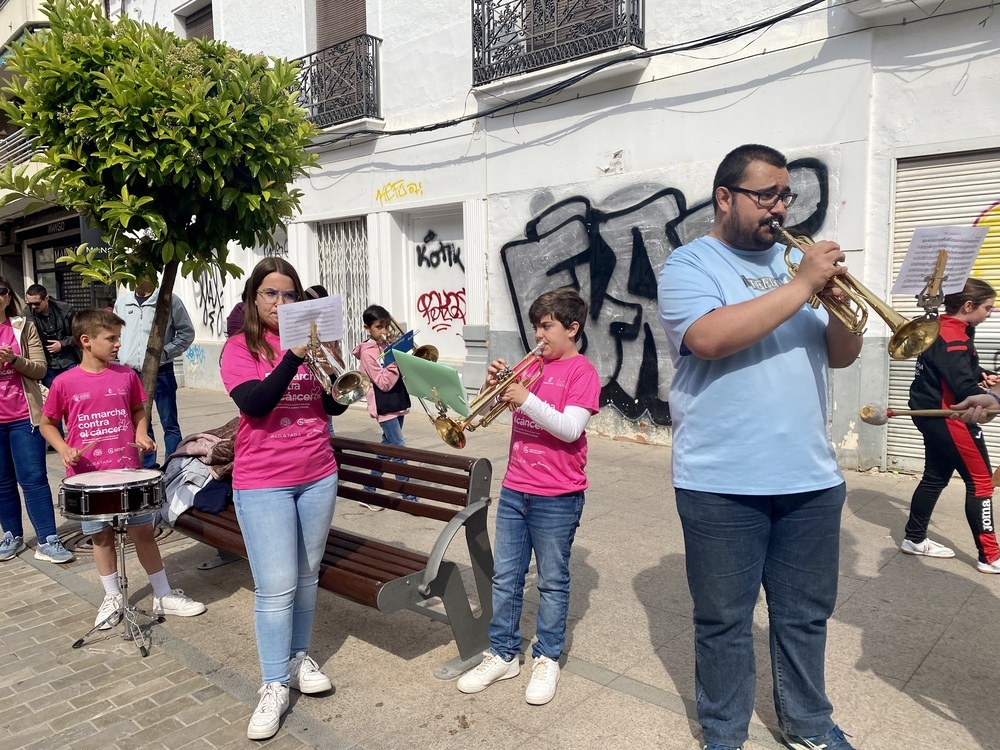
197, 549, 241, 570
428, 561, 491, 680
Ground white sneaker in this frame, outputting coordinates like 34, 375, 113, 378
900, 538, 955, 558
525, 655, 560, 705
246, 682, 289, 740
977, 559, 1000, 574
288, 651, 332, 694
456, 651, 520, 694
95, 593, 123, 630
152, 589, 206, 617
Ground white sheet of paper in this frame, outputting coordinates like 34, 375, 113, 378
277, 295, 343, 349
891, 226, 989, 296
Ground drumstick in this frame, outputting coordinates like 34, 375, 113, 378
860, 403, 1000, 425
80, 440, 99, 454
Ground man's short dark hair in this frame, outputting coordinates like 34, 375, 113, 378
528, 287, 588, 342
712, 144, 788, 212
363, 304, 391, 327
72, 308, 125, 345
25, 284, 47, 298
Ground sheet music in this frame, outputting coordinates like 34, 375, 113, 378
891, 226, 989, 296
277, 295, 343, 349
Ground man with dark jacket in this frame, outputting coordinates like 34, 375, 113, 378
24, 284, 79, 387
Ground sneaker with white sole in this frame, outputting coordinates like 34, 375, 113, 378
525, 655, 560, 705
782, 725, 855, 749
152, 589, 206, 617
95, 593, 123, 630
457, 651, 520, 694
247, 682, 289, 740
0, 532, 24, 561
977, 559, 1000, 574
288, 651, 332, 694
900, 538, 955, 558
34, 535, 74, 564
704, 745, 743, 750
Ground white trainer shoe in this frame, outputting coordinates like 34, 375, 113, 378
95, 593, 123, 630
900, 538, 955, 558
977, 559, 1000, 574
247, 682, 289, 740
457, 651, 520, 694
288, 651, 332, 694
525, 655, 560, 705
152, 589, 206, 617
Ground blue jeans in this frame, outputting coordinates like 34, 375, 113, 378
489, 486, 585, 661
144, 364, 181, 468
368, 416, 412, 487
0, 419, 57, 541
676, 484, 846, 747
234, 471, 338, 684
42, 363, 76, 389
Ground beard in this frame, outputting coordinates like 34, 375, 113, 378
720, 205, 780, 251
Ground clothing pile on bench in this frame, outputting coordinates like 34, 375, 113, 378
161, 417, 238, 525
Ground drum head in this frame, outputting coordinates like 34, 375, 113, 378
62, 468, 162, 490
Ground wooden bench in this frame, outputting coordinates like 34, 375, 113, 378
172, 435, 494, 679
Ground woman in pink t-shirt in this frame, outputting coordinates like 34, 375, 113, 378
0, 279, 73, 564
220, 257, 348, 741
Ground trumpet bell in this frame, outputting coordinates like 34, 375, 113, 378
333, 371, 369, 406
435, 416, 467, 449
414, 344, 439, 362
888, 316, 940, 361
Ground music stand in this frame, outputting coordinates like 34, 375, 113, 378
71, 513, 163, 657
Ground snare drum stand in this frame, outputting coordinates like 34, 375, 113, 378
72, 513, 164, 657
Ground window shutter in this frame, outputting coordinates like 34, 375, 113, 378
316, 0, 366, 50
184, 5, 214, 40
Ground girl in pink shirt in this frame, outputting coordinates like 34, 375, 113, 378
457, 288, 600, 706
220, 257, 348, 741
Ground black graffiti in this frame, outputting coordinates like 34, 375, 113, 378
416, 230, 465, 272
264, 239, 289, 258
500, 159, 830, 426
195, 267, 227, 339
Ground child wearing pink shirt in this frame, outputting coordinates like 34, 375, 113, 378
41, 309, 205, 631
457, 288, 600, 706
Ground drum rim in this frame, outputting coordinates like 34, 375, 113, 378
61, 469, 163, 491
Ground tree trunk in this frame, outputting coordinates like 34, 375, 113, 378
140, 258, 180, 424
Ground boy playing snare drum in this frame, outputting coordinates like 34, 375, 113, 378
40, 308, 204, 629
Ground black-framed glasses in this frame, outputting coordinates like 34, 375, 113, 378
257, 288, 300, 304
727, 186, 798, 209
0, 287, 10, 296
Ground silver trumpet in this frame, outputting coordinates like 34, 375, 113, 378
305, 323, 370, 405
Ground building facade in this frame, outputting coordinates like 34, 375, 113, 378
4, 0, 999, 470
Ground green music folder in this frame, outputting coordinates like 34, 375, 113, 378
393, 350, 471, 417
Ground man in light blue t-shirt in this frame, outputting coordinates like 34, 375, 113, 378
657, 144, 862, 750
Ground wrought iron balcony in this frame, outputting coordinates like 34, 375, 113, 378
0, 128, 37, 167
473, 0, 644, 86
295, 34, 381, 129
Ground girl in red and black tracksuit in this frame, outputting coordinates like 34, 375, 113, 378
904, 278, 1000, 572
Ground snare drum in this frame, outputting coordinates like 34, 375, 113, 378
59, 469, 164, 522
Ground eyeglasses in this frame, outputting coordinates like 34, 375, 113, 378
27, 301, 43, 308
0, 288, 9, 296
257, 288, 300, 304
727, 186, 798, 209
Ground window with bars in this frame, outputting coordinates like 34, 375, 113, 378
317, 218, 369, 357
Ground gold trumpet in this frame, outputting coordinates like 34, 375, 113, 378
434, 344, 544, 449
305, 323, 371, 405
770, 220, 940, 360
385, 315, 439, 362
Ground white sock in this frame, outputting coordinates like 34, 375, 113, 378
148, 569, 172, 599
99, 572, 121, 596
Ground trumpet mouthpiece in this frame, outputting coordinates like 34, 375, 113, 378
859, 403, 889, 426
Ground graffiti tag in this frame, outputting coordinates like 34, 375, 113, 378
416, 230, 465, 272
376, 179, 424, 206
416, 288, 467, 332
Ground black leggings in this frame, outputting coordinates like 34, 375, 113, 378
905, 416, 998, 564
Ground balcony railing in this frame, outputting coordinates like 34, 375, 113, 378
473, 0, 644, 85
295, 34, 381, 129
0, 128, 37, 167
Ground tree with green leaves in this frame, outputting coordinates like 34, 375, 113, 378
0, 0, 316, 399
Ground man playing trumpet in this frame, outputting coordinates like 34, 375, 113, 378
658, 144, 861, 750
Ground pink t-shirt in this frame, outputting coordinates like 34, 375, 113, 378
0, 320, 30, 423
43, 364, 146, 476
221, 332, 337, 490
502, 354, 601, 495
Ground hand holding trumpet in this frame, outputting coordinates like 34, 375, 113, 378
485, 358, 530, 408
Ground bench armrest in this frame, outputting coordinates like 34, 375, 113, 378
417, 500, 491, 597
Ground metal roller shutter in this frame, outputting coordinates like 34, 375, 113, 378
316, 0, 366, 50
887, 150, 1000, 471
